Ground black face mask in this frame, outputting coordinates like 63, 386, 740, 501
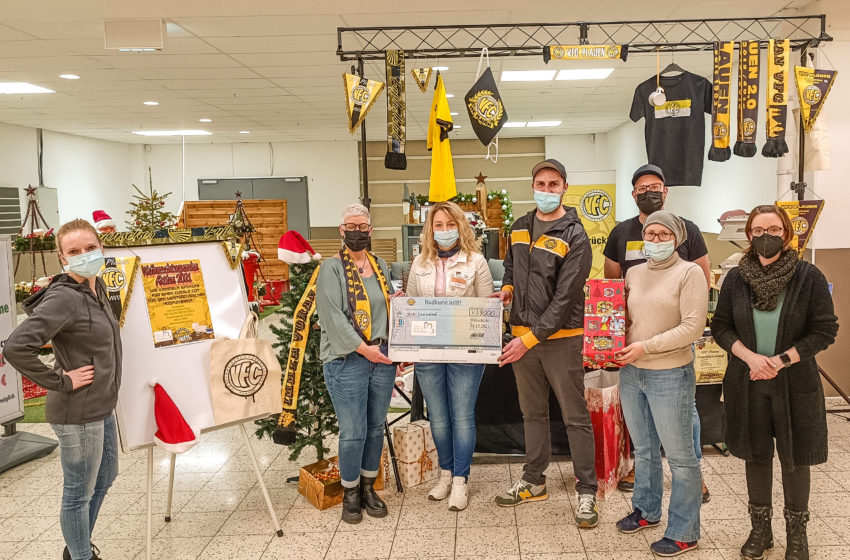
751, 233, 784, 259
343, 230, 370, 252
635, 191, 664, 215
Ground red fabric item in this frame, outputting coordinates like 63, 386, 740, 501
92, 210, 112, 223
583, 279, 626, 369
151, 382, 198, 453
278, 230, 321, 263
585, 370, 632, 498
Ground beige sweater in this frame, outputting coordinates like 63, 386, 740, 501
624, 254, 708, 370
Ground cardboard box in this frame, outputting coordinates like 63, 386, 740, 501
297, 450, 386, 510
392, 420, 439, 488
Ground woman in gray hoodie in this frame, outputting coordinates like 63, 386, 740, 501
5, 219, 121, 560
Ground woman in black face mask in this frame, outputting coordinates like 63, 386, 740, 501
711, 204, 838, 560
315, 203, 398, 525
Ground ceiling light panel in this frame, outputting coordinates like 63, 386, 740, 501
501, 70, 557, 82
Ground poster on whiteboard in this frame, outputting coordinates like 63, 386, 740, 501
141, 259, 215, 348
0, 236, 25, 424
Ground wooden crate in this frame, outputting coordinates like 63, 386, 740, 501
178, 199, 288, 281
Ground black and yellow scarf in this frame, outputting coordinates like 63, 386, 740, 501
708, 41, 733, 162
734, 41, 760, 157
762, 39, 791, 158
340, 249, 391, 342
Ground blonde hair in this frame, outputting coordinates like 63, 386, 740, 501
419, 201, 480, 263
56, 219, 100, 253
341, 203, 370, 223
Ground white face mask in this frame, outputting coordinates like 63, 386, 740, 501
433, 229, 459, 249
64, 249, 105, 278
643, 240, 676, 262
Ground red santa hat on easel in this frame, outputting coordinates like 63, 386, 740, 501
92, 210, 116, 231
149, 379, 200, 454
278, 231, 321, 264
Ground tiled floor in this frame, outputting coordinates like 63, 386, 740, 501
3, 409, 850, 559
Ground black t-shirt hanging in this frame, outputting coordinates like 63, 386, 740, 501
630, 71, 712, 186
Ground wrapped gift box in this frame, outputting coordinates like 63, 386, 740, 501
585, 369, 632, 499
298, 450, 386, 510
583, 279, 626, 369
392, 420, 439, 488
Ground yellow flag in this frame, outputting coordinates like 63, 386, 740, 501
427, 74, 456, 202
794, 66, 838, 133
343, 73, 384, 134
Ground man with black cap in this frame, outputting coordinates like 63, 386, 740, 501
603, 163, 711, 503
491, 159, 599, 528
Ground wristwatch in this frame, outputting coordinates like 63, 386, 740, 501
779, 352, 792, 367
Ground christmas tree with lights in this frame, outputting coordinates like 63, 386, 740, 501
126, 167, 177, 235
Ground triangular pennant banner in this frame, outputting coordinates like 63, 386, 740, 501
775, 200, 825, 257
795, 66, 838, 133
464, 67, 508, 148
221, 239, 244, 270
98, 255, 139, 328
343, 73, 384, 134
411, 67, 433, 92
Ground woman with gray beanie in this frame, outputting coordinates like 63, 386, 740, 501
613, 210, 708, 557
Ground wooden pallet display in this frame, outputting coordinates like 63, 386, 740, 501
178, 199, 289, 281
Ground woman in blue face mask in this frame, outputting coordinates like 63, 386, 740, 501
612, 210, 708, 557
406, 201, 494, 511
5, 219, 121, 560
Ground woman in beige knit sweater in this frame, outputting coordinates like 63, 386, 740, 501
613, 210, 708, 558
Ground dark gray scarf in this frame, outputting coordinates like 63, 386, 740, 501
737, 249, 799, 311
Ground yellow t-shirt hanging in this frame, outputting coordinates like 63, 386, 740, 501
427, 74, 457, 202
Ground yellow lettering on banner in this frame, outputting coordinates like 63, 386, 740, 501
562, 184, 616, 279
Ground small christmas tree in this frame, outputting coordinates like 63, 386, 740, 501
126, 167, 177, 234
255, 260, 338, 461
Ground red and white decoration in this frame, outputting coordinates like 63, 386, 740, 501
92, 210, 116, 232
278, 230, 321, 264
149, 379, 200, 454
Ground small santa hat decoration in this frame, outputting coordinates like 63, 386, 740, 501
92, 210, 116, 231
149, 379, 200, 454
278, 231, 321, 264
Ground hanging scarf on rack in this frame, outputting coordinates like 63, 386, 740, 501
734, 41, 760, 157
384, 50, 407, 170
708, 41, 733, 162
411, 67, 433, 93
343, 73, 384, 134
465, 48, 507, 162
794, 66, 838, 133
273, 264, 320, 445
340, 249, 391, 342
762, 39, 790, 158
543, 44, 628, 63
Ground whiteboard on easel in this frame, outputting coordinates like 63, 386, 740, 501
105, 241, 250, 452
0, 235, 25, 425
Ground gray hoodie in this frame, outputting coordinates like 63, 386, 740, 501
5, 274, 122, 425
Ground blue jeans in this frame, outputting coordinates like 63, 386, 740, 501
323, 346, 396, 487
50, 414, 119, 560
620, 363, 701, 543
414, 362, 485, 478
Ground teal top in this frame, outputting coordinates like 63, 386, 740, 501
316, 256, 390, 363
753, 290, 786, 356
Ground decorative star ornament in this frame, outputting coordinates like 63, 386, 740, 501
474, 172, 487, 185
234, 190, 243, 198
24, 185, 38, 198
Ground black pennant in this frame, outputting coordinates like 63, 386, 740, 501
464, 67, 507, 147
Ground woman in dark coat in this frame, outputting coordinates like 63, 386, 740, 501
711, 204, 838, 560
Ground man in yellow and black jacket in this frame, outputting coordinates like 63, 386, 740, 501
492, 159, 598, 529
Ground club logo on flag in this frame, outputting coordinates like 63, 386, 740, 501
411, 67, 433, 92
464, 67, 507, 146
794, 66, 837, 133
343, 73, 385, 133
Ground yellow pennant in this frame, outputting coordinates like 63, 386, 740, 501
98, 256, 139, 328
795, 66, 838, 133
343, 73, 384, 134
543, 44, 628, 63
411, 67, 433, 92
776, 200, 825, 257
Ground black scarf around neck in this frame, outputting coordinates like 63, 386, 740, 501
437, 245, 461, 259
737, 249, 799, 311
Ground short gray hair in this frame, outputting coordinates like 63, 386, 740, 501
341, 203, 370, 223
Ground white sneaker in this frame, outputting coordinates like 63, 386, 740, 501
428, 469, 452, 501
448, 476, 468, 511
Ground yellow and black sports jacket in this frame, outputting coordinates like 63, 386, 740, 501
502, 206, 591, 349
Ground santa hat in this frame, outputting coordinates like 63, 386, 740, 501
92, 210, 116, 231
278, 231, 321, 264
149, 379, 200, 454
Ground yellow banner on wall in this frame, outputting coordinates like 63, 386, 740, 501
99, 256, 139, 328
141, 259, 215, 348
562, 184, 616, 279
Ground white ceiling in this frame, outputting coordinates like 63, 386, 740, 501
0, 0, 820, 144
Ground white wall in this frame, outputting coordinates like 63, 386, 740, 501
0, 123, 37, 191
141, 140, 360, 228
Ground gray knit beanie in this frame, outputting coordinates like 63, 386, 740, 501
643, 210, 687, 247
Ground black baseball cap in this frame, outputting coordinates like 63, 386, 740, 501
532, 159, 567, 181
631, 164, 666, 186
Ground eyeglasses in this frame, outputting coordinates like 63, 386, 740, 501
643, 231, 674, 242
634, 183, 664, 195
342, 223, 370, 232
751, 226, 784, 237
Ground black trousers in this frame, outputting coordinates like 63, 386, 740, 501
744, 380, 810, 512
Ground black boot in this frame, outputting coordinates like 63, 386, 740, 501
784, 509, 810, 560
63, 542, 101, 560
341, 485, 363, 524
741, 504, 773, 559
360, 476, 388, 518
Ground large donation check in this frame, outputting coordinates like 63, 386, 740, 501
389, 297, 503, 364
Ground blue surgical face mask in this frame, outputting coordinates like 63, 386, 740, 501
65, 249, 105, 278
534, 190, 563, 214
433, 228, 459, 249
643, 240, 676, 262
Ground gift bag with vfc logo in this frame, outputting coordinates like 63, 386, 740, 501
209, 313, 282, 425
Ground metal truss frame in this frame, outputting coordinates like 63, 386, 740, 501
337, 15, 831, 60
